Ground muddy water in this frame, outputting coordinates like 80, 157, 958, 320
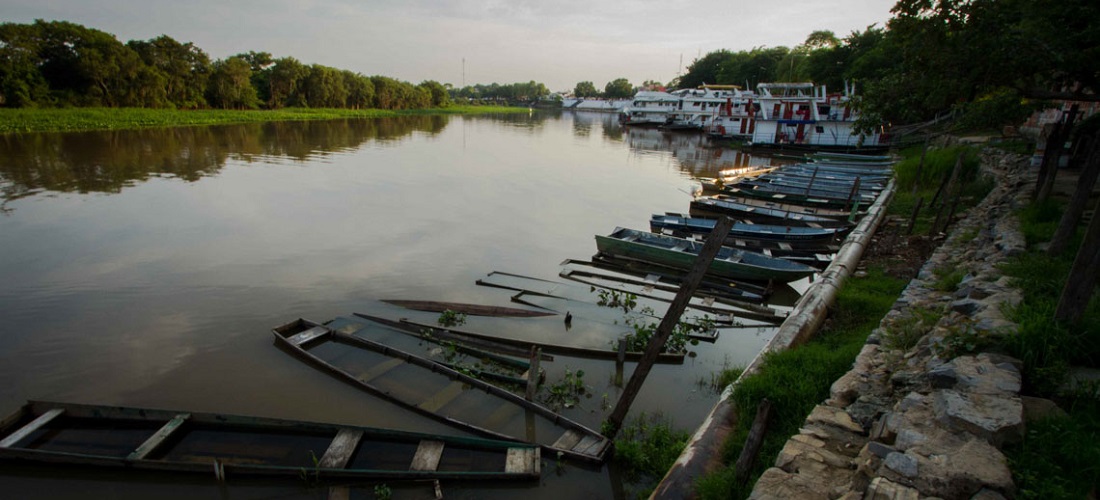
0, 111, 795, 498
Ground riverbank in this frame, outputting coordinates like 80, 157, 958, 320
0, 106, 530, 134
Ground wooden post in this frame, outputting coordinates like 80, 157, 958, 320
912, 139, 929, 195
734, 399, 773, 485
805, 167, 819, 194
929, 170, 952, 208
907, 196, 924, 235
1049, 132, 1100, 257
614, 339, 627, 386
604, 216, 736, 438
525, 347, 541, 401
1055, 197, 1100, 324
844, 177, 862, 215
1037, 105, 1080, 203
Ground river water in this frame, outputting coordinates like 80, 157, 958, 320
0, 111, 794, 498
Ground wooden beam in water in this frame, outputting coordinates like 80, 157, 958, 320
128, 413, 190, 460
0, 408, 64, 448
410, 440, 445, 471
505, 447, 540, 475
318, 428, 364, 470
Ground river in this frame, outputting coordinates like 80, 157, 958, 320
0, 111, 795, 498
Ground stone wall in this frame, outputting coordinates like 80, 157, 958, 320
749, 150, 1037, 500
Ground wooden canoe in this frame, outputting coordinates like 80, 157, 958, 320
0, 400, 540, 481
595, 227, 819, 283
272, 318, 612, 464
381, 300, 556, 318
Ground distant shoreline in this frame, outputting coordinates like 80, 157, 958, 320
0, 106, 531, 134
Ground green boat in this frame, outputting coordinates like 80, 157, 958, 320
0, 400, 539, 481
595, 227, 818, 283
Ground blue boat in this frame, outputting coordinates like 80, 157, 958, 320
650, 214, 847, 244
689, 197, 854, 227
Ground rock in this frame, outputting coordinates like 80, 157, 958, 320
884, 451, 919, 478
927, 364, 958, 388
806, 405, 865, 435
865, 441, 896, 459
864, 477, 920, 500
933, 390, 1024, 446
1021, 396, 1068, 422
749, 467, 831, 500
947, 356, 1022, 396
970, 487, 1009, 500
951, 298, 983, 315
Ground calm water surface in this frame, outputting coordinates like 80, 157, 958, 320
0, 111, 792, 498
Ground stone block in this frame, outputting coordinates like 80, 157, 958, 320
864, 477, 920, 500
933, 390, 1024, 446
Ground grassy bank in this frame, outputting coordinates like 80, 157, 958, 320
695, 267, 907, 498
0, 106, 530, 134
1001, 198, 1100, 498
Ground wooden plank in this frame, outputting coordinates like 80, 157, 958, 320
481, 404, 520, 431
288, 326, 329, 346
417, 381, 466, 413
551, 429, 583, 451
0, 408, 64, 448
128, 413, 190, 460
505, 447, 538, 474
572, 434, 605, 456
358, 358, 405, 383
318, 428, 364, 469
409, 440, 445, 471
734, 399, 774, 485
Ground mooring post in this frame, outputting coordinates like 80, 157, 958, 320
604, 216, 736, 438
525, 347, 541, 401
1056, 197, 1100, 324
1049, 132, 1100, 257
907, 197, 924, 235
734, 399, 773, 485
912, 139, 929, 195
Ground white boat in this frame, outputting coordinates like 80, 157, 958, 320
662, 85, 754, 133
744, 82, 887, 150
619, 91, 680, 126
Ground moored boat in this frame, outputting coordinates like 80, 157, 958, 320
689, 196, 853, 227
272, 318, 612, 464
650, 214, 847, 244
595, 227, 818, 283
0, 400, 540, 481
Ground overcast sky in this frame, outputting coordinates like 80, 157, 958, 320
6, 0, 898, 92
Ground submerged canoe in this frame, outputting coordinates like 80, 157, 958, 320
381, 300, 556, 318
0, 400, 540, 481
272, 318, 612, 464
595, 227, 818, 283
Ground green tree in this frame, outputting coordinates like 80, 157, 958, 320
603, 78, 634, 99
679, 50, 734, 88
345, 71, 374, 109
267, 56, 308, 108
302, 64, 347, 108
574, 81, 599, 97
207, 56, 259, 109
129, 35, 211, 108
0, 22, 51, 107
715, 46, 789, 89
418, 80, 450, 107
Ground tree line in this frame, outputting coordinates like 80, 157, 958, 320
0, 20, 453, 110
670, 0, 1097, 129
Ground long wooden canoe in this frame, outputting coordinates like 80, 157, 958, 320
595, 227, 819, 283
0, 400, 539, 481
381, 300, 557, 318
273, 318, 612, 464
650, 214, 847, 244
689, 197, 853, 227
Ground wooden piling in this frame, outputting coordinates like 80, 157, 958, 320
604, 216, 736, 438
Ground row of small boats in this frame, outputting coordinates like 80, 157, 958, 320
593, 158, 893, 284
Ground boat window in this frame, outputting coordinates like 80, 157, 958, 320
816, 126, 825, 133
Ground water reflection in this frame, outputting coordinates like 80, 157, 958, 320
623, 126, 784, 177
0, 115, 452, 210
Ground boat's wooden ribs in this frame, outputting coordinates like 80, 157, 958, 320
418, 381, 466, 413
410, 440, 445, 471
358, 358, 405, 383
288, 326, 329, 346
128, 413, 190, 460
505, 447, 539, 474
318, 428, 363, 469
0, 408, 64, 448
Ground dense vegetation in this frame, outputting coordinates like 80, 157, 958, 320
0, 20, 547, 112
672, 0, 1097, 130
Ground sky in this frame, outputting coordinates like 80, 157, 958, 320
5, 0, 898, 92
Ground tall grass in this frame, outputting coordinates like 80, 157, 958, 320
888, 144, 993, 234
1000, 197, 1100, 498
695, 268, 906, 499
614, 412, 691, 499
0, 106, 529, 134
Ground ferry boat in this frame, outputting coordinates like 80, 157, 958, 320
618, 91, 680, 126
744, 82, 887, 150
664, 85, 752, 132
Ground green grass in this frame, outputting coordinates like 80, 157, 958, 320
0, 105, 529, 134
614, 412, 692, 499
999, 198, 1100, 498
695, 267, 907, 499
887, 144, 993, 235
